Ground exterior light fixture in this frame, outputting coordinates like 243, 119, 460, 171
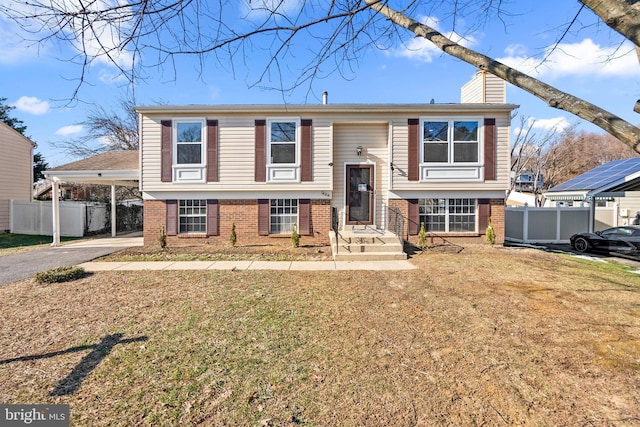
356, 146, 363, 157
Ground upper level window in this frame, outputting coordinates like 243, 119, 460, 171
423, 119, 479, 164
175, 120, 204, 165
268, 119, 299, 165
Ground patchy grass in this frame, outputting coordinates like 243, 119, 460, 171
0, 234, 80, 256
0, 245, 639, 425
98, 243, 333, 262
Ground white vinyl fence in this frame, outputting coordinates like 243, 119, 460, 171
505, 205, 591, 244
10, 200, 109, 237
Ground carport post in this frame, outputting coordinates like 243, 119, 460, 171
111, 184, 116, 238
51, 179, 61, 247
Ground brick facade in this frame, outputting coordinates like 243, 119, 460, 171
388, 198, 505, 245
144, 199, 332, 248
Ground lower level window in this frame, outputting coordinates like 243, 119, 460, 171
179, 200, 206, 233
270, 199, 298, 234
419, 198, 476, 232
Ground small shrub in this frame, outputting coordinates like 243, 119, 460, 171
35, 266, 86, 284
230, 222, 237, 247
158, 225, 167, 249
291, 223, 300, 248
417, 222, 428, 249
485, 218, 496, 245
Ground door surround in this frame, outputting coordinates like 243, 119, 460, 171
345, 163, 375, 225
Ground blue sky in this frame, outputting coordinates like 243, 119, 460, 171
1, 0, 639, 167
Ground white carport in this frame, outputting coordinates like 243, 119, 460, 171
43, 151, 139, 246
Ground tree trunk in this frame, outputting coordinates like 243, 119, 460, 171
365, 0, 640, 154
579, 0, 640, 48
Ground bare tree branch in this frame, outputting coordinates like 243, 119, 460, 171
364, 0, 640, 154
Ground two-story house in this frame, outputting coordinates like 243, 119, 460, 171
0, 121, 36, 233
136, 71, 516, 253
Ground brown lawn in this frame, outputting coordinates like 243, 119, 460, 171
0, 245, 639, 425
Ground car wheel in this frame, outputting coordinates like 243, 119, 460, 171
573, 237, 590, 253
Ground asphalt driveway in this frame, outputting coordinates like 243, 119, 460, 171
0, 235, 142, 286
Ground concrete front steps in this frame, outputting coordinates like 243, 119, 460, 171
329, 227, 407, 261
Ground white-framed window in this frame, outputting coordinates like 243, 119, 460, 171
270, 199, 298, 234
179, 200, 206, 234
422, 118, 480, 164
174, 120, 205, 165
419, 198, 477, 232
268, 118, 299, 165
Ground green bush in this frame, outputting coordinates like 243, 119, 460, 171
230, 222, 237, 247
417, 222, 428, 249
35, 266, 86, 284
158, 225, 167, 249
485, 218, 496, 245
291, 223, 300, 248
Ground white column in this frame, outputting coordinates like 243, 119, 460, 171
111, 184, 116, 238
51, 180, 61, 246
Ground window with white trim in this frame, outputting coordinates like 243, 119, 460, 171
422, 119, 479, 163
175, 120, 204, 165
419, 198, 477, 232
268, 119, 299, 165
270, 199, 298, 234
179, 200, 206, 234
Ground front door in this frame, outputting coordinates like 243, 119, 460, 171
346, 164, 374, 224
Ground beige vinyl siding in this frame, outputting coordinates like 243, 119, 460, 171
141, 114, 332, 192
391, 113, 511, 191
332, 123, 389, 228
460, 71, 505, 104
0, 123, 33, 231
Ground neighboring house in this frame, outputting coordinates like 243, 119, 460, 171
34, 181, 95, 201
545, 157, 640, 228
0, 121, 36, 233
136, 70, 516, 249
511, 169, 543, 193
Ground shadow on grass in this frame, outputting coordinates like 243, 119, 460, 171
0, 234, 79, 250
0, 334, 148, 396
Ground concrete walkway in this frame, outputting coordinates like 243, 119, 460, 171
79, 259, 417, 272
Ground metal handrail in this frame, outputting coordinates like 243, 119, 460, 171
386, 206, 405, 247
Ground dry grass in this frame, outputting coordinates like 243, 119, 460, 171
1, 245, 639, 425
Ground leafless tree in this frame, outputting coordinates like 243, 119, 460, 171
53, 96, 138, 158
509, 116, 559, 198
2, 0, 640, 152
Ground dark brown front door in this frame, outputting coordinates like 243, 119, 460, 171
346, 165, 374, 224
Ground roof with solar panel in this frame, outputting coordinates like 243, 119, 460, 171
545, 158, 640, 199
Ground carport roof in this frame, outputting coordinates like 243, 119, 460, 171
545, 157, 640, 200
43, 150, 139, 186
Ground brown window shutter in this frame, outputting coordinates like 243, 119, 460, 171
207, 120, 219, 182
206, 199, 219, 236
408, 119, 420, 181
301, 119, 312, 182
255, 120, 266, 182
408, 198, 419, 235
166, 200, 178, 236
258, 199, 270, 235
161, 120, 172, 182
478, 199, 491, 231
298, 199, 311, 235
484, 118, 496, 181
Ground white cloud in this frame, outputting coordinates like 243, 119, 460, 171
13, 96, 50, 115
55, 125, 84, 136
0, 17, 48, 63
498, 39, 639, 79
514, 116, 572, 135
390, 15, 477, 62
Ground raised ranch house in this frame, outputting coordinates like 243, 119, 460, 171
137, 71, 516, 258
0, 121, 36, 233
